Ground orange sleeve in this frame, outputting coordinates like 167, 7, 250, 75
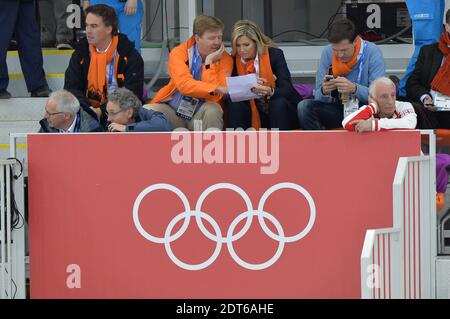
168, 47, 232, 101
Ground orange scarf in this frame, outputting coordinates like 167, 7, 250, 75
332, 36, 362, 76
431, 32, 450, 97
87, 35, 119, 108
236, 48, 275, 129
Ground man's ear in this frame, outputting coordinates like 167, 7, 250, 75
194, 34, 200, 44
127, 108, 134, 120
107, 25, 113, 36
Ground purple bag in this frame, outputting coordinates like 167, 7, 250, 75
293, 83, 314, 100
436, 153, 450, 193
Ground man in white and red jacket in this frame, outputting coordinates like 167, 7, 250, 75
342, 77, 417, 133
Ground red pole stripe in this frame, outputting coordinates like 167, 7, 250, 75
403, 176, 407, 298
383, 234, 386, 299
378, 235, 381, 299
372, 244, 375, 299
413, 162, 416, 299
388, 233, 392, 299
417, 165, 422, 299
409, 163, 412, 299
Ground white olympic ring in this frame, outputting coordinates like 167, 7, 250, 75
133, 182, 316, 271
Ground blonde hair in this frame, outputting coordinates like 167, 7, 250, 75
193, 15, 224, 37
231, 20, 277, 56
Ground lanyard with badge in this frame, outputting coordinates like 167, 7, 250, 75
176, 45, 201, 120
108, 51, 117, 93
59, 112, 81, 133
343, 40, 365, 118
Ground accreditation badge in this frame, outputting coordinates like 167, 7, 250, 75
176, 96, 199, 120
343, 96, 359, 118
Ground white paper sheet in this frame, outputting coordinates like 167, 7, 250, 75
226, 73, 259, 102
432, 90, 450, 111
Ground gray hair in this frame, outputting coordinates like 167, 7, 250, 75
107, 88, 142, 117
49, 89, 80, 115
369, 77, 396, 97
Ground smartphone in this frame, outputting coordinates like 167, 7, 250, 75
325, 75, 333, 81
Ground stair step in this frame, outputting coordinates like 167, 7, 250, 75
0, 97, 46, 121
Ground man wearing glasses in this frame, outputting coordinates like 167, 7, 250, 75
39, 89, 103, 133
106, 87, 171, 132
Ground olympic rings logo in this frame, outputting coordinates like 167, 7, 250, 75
133, 182, 316, 271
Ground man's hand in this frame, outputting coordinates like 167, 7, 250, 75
350, 118, 373, 133
333, 76, 356, 94
321, 75, 337, 95
205, 43, 224, 65
125, 0, 138, 16
215, 86, 228, 95
108, 123, 126, 132
423, 95, 437, 112
82, 0, 89, 11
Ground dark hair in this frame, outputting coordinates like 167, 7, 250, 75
85, 4, 118, 35
327, 18, 357, 44
446, 9, 450, 24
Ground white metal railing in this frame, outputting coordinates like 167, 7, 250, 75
0, 159, 15, 299
361, 155, 437, 299
8, 133, 27, 299
361, 228, 402, 298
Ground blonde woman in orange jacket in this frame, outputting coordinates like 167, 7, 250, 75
145, 15, 233, 131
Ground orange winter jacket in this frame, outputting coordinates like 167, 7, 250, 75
151, 36, 233, 104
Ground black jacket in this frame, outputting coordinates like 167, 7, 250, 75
232, 47, 302, 106
406, 43, 443, 103
64, 34, 144, 115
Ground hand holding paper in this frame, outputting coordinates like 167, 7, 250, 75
226, 73, 260, 102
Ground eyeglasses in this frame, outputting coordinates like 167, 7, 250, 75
107, 109, 126, 117
45, 108, 65, 117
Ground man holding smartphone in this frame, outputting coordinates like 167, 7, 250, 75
405, 9, 450, 129
297, 19, 385, 130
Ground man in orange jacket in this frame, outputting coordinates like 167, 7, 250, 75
146, 15, 233, 131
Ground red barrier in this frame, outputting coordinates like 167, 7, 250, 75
28, 131, 421, 298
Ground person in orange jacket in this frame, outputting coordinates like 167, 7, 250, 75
145, 15, 233, 131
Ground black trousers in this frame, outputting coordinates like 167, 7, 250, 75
411, 102, 450, 129
226, 97, 299, 130
0, 0, 48, 92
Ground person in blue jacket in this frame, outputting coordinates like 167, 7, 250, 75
297, 19, 385, 130
106, 87, 172, 132
83, 0, 143, 53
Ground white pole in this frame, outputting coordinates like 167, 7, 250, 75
179, 0, 197, 42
